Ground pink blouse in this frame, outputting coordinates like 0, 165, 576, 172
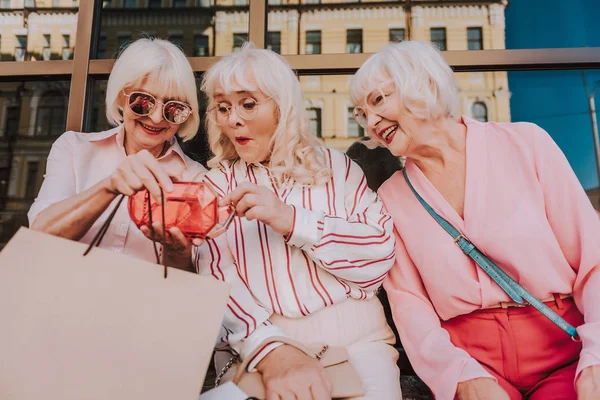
380, 117, 600, 400
28, 126, 207, 263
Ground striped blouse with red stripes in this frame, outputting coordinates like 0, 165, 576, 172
196, 148, 396, 367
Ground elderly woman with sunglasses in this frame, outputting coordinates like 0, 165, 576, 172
195, 45, 401, 400
349, 40, 600, 400
28, 38, 205, 269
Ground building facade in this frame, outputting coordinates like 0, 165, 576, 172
0, 0, 510, 244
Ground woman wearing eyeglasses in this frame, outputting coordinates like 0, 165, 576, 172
28, 38, 205, 269
349, 41, 600, 400
196, 45, 401, 399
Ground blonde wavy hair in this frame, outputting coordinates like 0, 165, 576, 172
200, 43, 330, 187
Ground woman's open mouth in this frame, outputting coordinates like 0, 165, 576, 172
379, 125, 398, 144
235, 137, 251, 145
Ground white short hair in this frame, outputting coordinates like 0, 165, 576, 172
350, 41, 458, 121
200, 43, 330, 186
105, 38, 200, 141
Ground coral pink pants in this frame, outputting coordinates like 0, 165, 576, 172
441, 296, 584, 400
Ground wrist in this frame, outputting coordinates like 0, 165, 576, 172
282, 205, 295, 237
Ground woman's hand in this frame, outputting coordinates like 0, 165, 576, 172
256, 344, 332, 400
456, 378, 510, 400
220, 183, 294, 237
577, 365, 600, 400
140, 222, 201, 272
104, 149, 176, 198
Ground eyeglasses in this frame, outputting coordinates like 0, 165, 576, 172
123, 90, 193, 125
207, 96, 273, 126
352, 80, 396, 129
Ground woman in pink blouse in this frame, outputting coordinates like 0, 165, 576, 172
349, 41, 600, 400
28, 38, 206, 269
196, 45, 401, 399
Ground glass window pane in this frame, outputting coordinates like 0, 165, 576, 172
389, 28, 405, 43
168, 34, 184, 49
0, 0, 74, 66
233, 33, 248, 52
305, 30, 321, 55
94, 0, 240, 59
267, 31, 281, 54
0, 80, 70, 245
307, 107, 321, 138
194, 34, 209, 57
267, 2, 519, 55
430, 27, 446, 51
506, 0, 600, 50
346, 29, 362, 53
25, 161, 39, 199
467, 27, 483, 50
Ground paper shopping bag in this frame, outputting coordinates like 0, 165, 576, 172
0, 227, 229, 400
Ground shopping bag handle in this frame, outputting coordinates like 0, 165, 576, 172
83, 190, 169, 278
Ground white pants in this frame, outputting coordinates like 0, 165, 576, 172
217, 297, 402, 400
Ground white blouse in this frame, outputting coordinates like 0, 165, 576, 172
195, 148, 396, 367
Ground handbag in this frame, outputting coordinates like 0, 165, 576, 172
402, 169, 580, 341
215, 336, 365, 399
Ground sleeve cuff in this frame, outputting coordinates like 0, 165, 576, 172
246, 342, 284, 372
284, 205, 324, 250
233, 323, 288, 363
575, 322, 600, 383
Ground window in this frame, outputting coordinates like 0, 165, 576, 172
62, 35, 71, 60
53, 0, 61, 6
472, 102, 488, 122
173, 0, 186, 7
15, 35, 27, 62
233, 33, 248, 52
97, 35, 106, 59
346, 29, 362, 54
118, 35, 131, 51
306, 30, 321, 55
268, 0, 281, 4
347, 107, 364, 138
0, 0, 10, 8
194, 35, 209, 56
42, 34, 51, 61
123, 0, 136, 8
4, 106, 20, 137
25, 161, 39, 199
233, 0, 247, 5
307, 108, 322, 138
148, 0, 161, 7
168, 35, 184, 48
267, 31, 281, 54
102, 0, 112, 7
35, 91, 66, 136
430, 27, 447, 51
195, 0, 211, 5
389, 28, 405, 42
304, 0, 320, 3
467, 27, 483, 50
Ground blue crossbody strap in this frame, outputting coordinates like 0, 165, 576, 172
402, 169, 580, 340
